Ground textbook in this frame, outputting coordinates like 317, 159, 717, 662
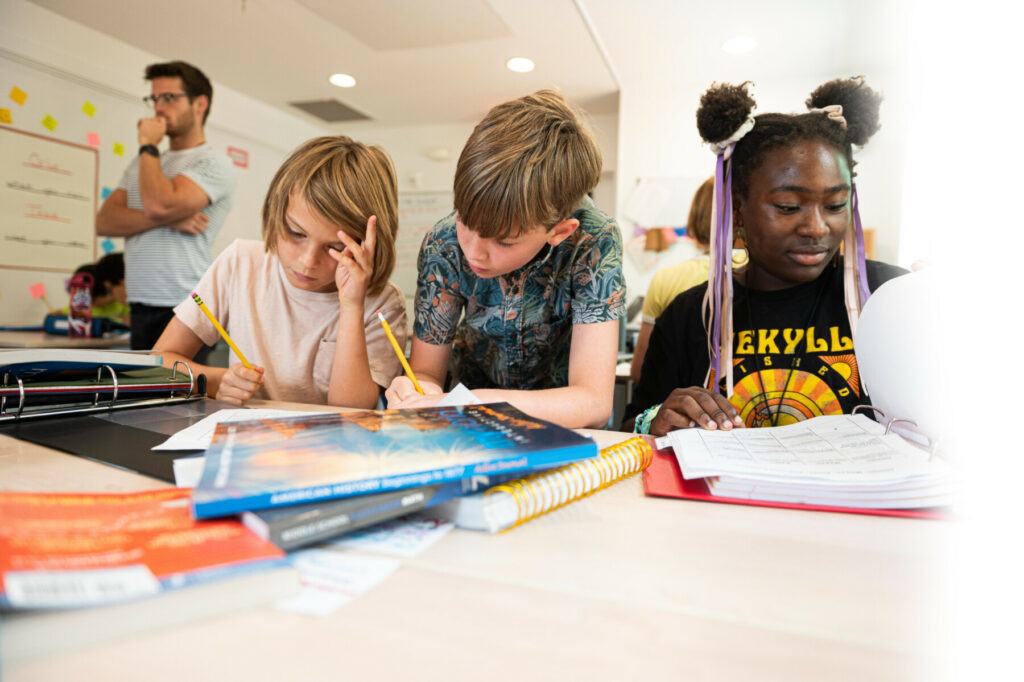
242, 472, 521, 551
443, 437, 654, 533
0, 489, 299, 662
192, 402, 598, 519
655, 414, 955, 510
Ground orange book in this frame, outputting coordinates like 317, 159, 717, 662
0, 488, 298, 661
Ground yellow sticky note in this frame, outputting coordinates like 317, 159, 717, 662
0, 108, 11, 125
112, 142, 125, 156
9, 86, 27, 105
41, 114, 57, 132
82, 101, 96, 117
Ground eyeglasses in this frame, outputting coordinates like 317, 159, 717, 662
142, 93, 190, 107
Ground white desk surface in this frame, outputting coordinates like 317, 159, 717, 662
0, 400, 953, 681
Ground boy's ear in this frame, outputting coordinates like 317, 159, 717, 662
545, 218, 580, 247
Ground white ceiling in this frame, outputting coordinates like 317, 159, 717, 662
25, 0, 908, 130
26, 0, 620, 128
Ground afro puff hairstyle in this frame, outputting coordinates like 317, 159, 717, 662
696, 77, 883, 198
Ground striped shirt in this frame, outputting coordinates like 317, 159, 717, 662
119, 144, 235, 306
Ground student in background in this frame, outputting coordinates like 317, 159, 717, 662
385, 90, 625, 429
626, 77, 905, 437
61, 252, 130, 323
153, 136, 406, 407
96, 61, 235, 363
630, 177, 714, 383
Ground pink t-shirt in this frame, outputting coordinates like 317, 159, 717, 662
173, 239, 406, 404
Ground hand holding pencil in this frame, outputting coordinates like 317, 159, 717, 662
191, 292, 264, 405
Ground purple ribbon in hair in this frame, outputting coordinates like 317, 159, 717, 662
851, 185, 870, 304
709, 149, 735, 389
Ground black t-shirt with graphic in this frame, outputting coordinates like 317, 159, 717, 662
626, 259, 907, 426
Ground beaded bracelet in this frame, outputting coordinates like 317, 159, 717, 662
633, 403, 662, 435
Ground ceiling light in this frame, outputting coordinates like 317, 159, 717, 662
329, 73, 356, 88
721, 36, 757, 54
505, 57, 535, 73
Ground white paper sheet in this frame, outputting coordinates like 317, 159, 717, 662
274, 550, 400, 617
327, 514, 454, 558
152, 409, 326, 451
435, 382, 481, 408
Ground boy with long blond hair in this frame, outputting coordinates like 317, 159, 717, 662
154, 136, 406, 407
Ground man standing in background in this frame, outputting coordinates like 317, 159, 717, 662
96, 61, 234, 361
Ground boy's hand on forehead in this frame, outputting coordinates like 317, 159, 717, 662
329, 215, 376, 307
650, 387, 744, 437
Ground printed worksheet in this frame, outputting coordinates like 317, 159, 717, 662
658, 414, 941, 484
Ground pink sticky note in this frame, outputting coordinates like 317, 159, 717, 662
87, 132, 100, 147
29, 282, 47, 299
661, 227, 678, 244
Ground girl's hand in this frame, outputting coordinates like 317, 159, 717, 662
649, 387, 744, 437
385, 376, 444, 408
215, 363, 265, 406
329, 215, 376, 308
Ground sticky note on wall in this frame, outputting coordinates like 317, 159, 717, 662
82, 101, 96, 117
112, 142, 125, 156
0, 108, 11, 125
87, 132, 100, 147
29, 282, 47, 299
101, 238, 115, 254
9, 86, 27, 105
101, 186, 113, 199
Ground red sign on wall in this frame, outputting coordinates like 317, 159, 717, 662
226, 146, 249, 169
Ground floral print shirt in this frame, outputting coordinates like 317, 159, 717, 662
414, 196, 625, 390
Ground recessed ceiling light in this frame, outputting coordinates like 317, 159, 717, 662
506, 57, 535, 73
329, 73, 356, 88
721, 36, 757, 54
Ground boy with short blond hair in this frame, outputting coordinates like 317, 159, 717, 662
386, 90, 625, 429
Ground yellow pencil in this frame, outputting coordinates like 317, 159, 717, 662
191, 292, 254, 369
377, 309, 423, 395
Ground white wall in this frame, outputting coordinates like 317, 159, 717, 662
580, 0, 914, 303
355, 110, 618, 195
0, 0, 326, 325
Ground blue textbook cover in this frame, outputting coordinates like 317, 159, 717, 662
191, 402, 598, 519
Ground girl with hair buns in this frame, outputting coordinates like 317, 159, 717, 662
626, 77, 906, 437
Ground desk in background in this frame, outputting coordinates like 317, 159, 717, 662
0, 399, 952, 681
0, 330, 130, 349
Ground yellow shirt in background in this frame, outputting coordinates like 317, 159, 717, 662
641, 251, 748, 324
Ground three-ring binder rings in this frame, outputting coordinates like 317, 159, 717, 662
1, 349, 203, 422
0, 349, 214, 481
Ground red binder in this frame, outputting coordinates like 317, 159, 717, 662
642, 444, 949, 520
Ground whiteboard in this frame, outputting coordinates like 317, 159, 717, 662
392, 190, 453, 300
0, 125, 98, 271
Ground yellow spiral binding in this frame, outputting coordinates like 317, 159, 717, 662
485, 437, 654, 531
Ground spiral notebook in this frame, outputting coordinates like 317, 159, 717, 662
444, 437, 654, 532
